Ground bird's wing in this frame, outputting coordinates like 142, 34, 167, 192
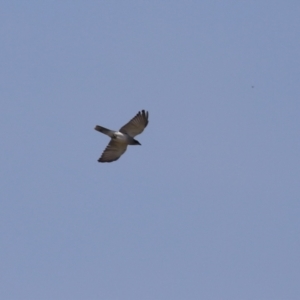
119, 110, 149, 137
98, 139, 127, 163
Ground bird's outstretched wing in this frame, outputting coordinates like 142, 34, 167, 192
119, 110, 149, 137
98, 139, 127, 163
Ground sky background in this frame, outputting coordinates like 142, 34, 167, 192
1, 1, 300, 299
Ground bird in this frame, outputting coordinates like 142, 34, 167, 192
94, 110, 149, 163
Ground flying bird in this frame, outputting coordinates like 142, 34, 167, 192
94, 110, 149, 163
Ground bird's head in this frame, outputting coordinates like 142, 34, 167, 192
133, 139, 141, 145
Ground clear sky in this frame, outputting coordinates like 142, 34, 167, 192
1, 1, 299, 299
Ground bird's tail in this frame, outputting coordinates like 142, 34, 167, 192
94, 125, 114, 137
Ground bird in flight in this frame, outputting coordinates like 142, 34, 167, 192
94, 110, 149, 163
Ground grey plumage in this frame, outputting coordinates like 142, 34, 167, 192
95, 110, 149, 163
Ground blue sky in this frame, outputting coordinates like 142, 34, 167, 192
1, 1, 299, 299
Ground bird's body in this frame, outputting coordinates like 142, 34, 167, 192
94, 110, 149, 163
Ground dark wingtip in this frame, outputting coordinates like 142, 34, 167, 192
98, 157, 114, 163
140, 110, 149, 126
